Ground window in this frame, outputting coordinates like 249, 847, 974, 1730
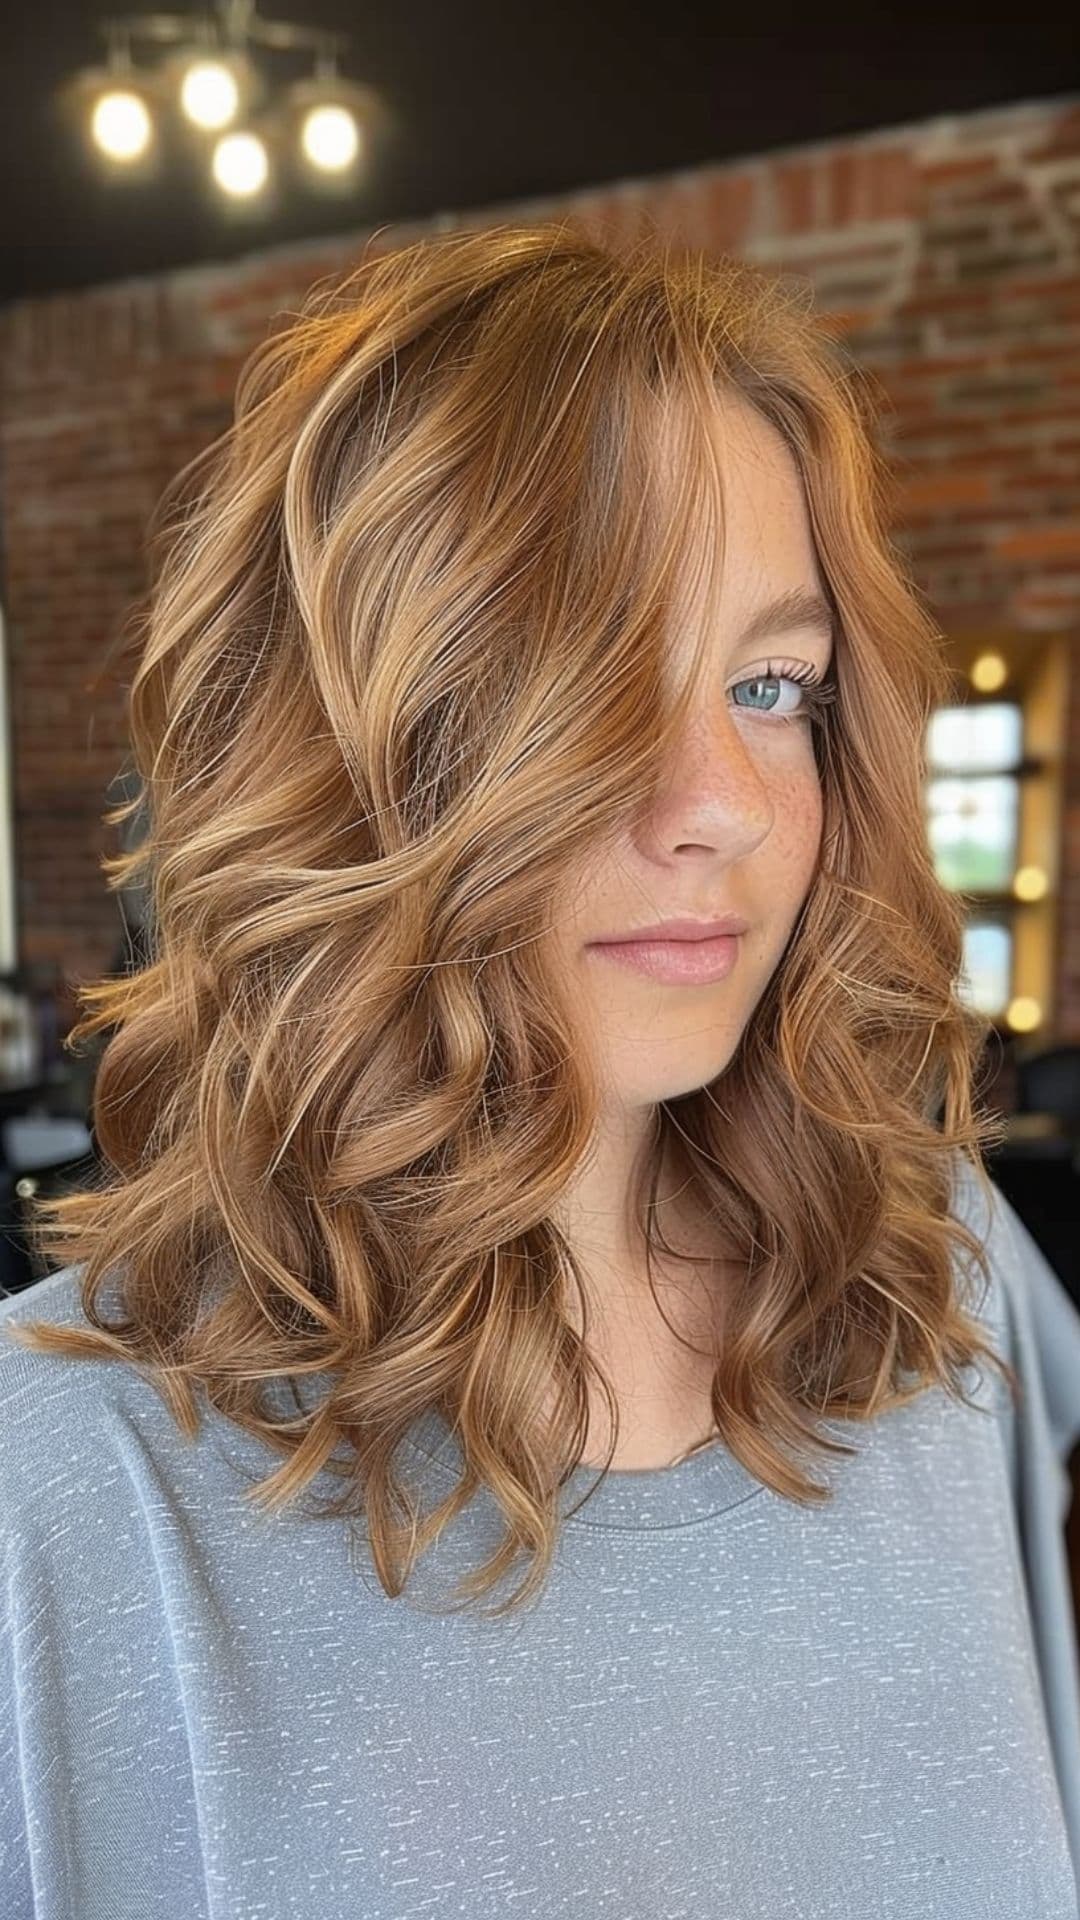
925, 699, 1026, 1019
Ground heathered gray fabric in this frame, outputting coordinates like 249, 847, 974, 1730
1, 1157, 1079, 1919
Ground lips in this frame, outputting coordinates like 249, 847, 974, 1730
587, 929, 742, 986
593, 913, 749, 943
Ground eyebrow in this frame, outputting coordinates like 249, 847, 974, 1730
735, 587, 838, 652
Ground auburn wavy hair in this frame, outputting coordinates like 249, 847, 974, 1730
8, 218, 1017, 1620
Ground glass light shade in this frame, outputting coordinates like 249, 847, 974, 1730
300, 103, 360, 171
211, 129, 269, 196
90, 88, 152, 160
179, 59, 240, 130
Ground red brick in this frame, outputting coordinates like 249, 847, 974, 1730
1000, 340, 1080, 367
695, 171, 758, 251
902, 285, 995, 318
918, 156, 1001, 193
772, 158, 819, 234
825, 150, 858, 226
1023, 107, 1080, 164
891, 354, 993, 381
863, 146, 916, 220
898, 472, 994, 510
1003, 270, 1080, 302
995, 522, 1080, 560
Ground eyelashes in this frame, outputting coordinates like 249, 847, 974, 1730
729, 660, 839, 726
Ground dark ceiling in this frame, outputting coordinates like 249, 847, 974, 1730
3, 2, 1078, 308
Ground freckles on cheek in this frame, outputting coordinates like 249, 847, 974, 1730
768, 764, 824, 861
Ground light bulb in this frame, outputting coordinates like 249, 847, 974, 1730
91, 89, 152, 160
211, 130, 269, 196
300, 103, 359, 171
180, 59, 239, 130
971, 651, 1008, 693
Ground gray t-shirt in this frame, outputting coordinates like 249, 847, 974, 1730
2, 1157, 1080, 1918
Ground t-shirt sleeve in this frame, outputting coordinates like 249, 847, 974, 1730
0, 1299, 37, 1919
989, 1180, 1080, 1527
0, 1542, 34, 1919
965, 1168, 1080, 1880
0, 1280, 87, 1918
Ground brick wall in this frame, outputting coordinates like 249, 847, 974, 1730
1, 93, 1078, 1042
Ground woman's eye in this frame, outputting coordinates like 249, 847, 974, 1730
729, 664, 828, 724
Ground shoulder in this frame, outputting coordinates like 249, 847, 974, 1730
0, 1263, 90, 1328
948, 1151, 1080, 1474
0, 1265, 142, 1527
948, 1151, 1048, 1328
0, 1262, 111, 1390
0, 1261, 107, 1401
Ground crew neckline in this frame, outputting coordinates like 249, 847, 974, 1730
402, 1405, 769, 1530
0, 1278, 764, 1530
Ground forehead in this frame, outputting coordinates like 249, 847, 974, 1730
650, 386, 827, 635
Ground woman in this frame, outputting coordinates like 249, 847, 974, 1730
3, 222, 1080, 1918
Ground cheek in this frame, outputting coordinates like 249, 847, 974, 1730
761, 756, 825, 876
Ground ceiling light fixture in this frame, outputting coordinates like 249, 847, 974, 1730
59, 0, 387, 209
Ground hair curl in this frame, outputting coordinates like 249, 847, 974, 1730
7, 218, 1016, 1620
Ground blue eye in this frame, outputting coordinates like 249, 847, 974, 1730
730, 662, 838, 725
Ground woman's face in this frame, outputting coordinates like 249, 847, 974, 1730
551, 391, 834, 1112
